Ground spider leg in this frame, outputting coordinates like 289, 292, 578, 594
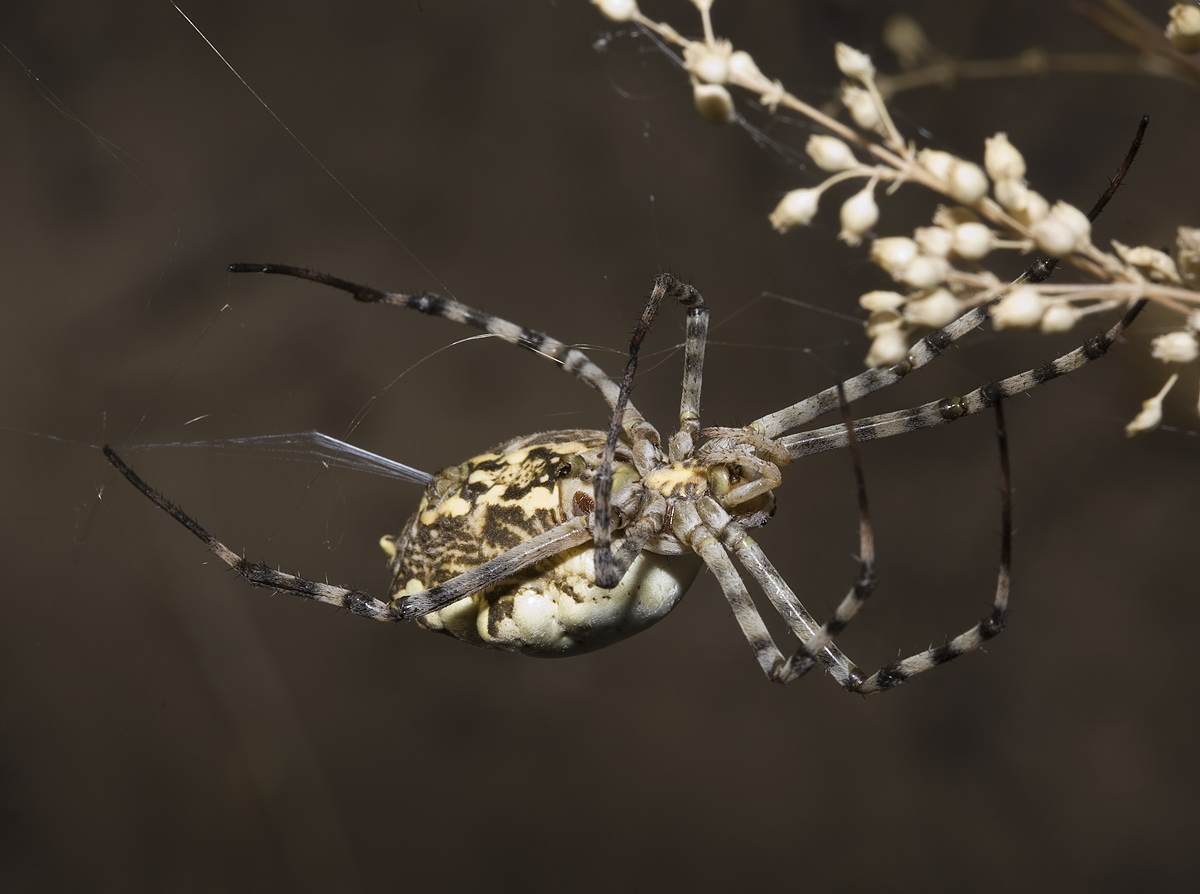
753, 302, 995, 439
672, 499, 798, 681
393, 517, 592, 618
781, 298, 1147, 458
704, 396, 1013, 692
693, 387, 874, 688
227, 263, 654, 456
775, 383, 879, 685
104, 446, 399, 621
851, 398, 1013, 694
668, 281, 710, 462
697, 495, 863, 685
105, 446, 594, 623
593, 273, 704, 588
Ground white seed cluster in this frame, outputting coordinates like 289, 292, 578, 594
1166, 4, 1200, 53
593, 0, 1200, 428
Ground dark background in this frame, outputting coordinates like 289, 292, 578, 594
3, 1, 1196, 890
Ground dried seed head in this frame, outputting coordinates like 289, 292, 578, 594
984, 133, 1026, 182
904, 288, 960, 328
806, 135, 858, 172
693, 82, 735, 125
1167, 4, 1200, 53
993, 177, 1029, 213
686, 41, 732, 85
1030, 201, 1091, 256
948, 160, 989, 205
842, 85, 881, 132
1125, 374, 1179, 436
1175, 227, 1200, 287
1112, 241, 1182, 284
914, 226, 954, 258
769, 188, 821, 233
951, 222, 995, 260
1039, 302, 1081, 334
918, 149, 955, 182
896, 254, 948, 290
1150, 331, 1200, 364
859, 290, 907, 312
1011, 189, 1050, 227
918, 150, 988, 205
992, 287, 1045, 329
593, 0, 639, 22
728, 50, 762, 81
835, 43, 876, 80
838, 184, 879, 246
865, 324, 909, 368
865, 308, 903, 338
870, 237, 920, 276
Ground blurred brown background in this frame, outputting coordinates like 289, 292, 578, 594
2, 1, 1196, 890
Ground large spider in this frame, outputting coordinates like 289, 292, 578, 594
105, 265, 1144, 692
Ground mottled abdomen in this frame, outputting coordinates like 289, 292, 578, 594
379, 430, 701, 656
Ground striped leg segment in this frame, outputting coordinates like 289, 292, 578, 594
227, 263, 645, 440
780, 298, 1148, 459
103, 446, 400, 622
593, 274, 706, 588
853, 398, 1012, 693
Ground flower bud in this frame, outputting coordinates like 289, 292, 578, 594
993, 178, 1027, 213
769, 188, 821, 233
1011, 189, 1049, 227
870, 237, 920, 276
841, 86, 881, 132
919, 150, 988, 204
1150, 331, 1200, 364
914, 226, 954, 258
693, 82, 735, 125
918, 149, 955, 181
865, 326, 909, 368
951, 222, 995, 259
1112, 241, 1182, 283
1178, 227, 1200, 288
992, 287, 1045, 329
1125, 374, 1179, 436
948, 160, 988, 205
859, 290, 907, 312
688, 44, 730, 85
1039, 303, 1080, 333
835, 43, 875, 80
593, 0, 639, 22
896, 254, 948, 290
1167, 4, 1200, 53
838, 184, 879, 246
728, 51, 762, 81
806, 135, 858, 172
1030, 202, 1091, 256
984, 133, 1026, 182
865, 308, 903, 338
904, 289, 960, 328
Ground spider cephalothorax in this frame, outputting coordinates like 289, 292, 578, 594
105, 266, 1144, 692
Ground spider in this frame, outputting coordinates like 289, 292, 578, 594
104, 263, 1145, 692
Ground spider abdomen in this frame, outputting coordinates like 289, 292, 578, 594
380, 429, 702, 656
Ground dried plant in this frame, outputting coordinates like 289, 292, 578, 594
593, 0, 1200, 433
